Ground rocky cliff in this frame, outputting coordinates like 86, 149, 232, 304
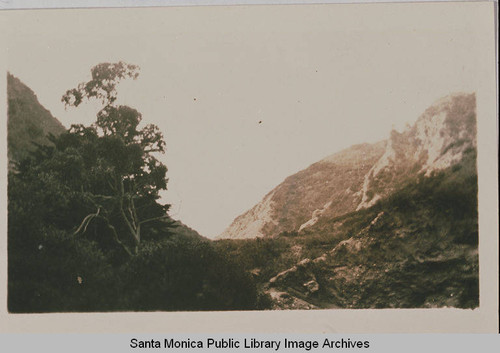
219, 93, 476, 240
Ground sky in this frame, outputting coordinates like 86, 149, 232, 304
3, 4, 483, 238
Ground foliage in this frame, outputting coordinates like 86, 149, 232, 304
217, 150, 479, 309
120, 237, 260, 311
8, 226, 118, 313
62, 62, 139, 107
8, 63, 262, 312
215, 237, 296, 282
58, 62, 169, 255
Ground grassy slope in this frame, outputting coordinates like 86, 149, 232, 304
215, 147, 478, 309
220, 142, 385, 239
265, 142, 385, 236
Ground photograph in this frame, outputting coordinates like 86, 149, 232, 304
1, 1, 497, 333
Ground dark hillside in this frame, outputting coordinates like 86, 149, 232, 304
7, 73, 66, 164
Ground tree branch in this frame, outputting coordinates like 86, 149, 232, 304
103, 220, 133, 257
143, 148, 163, 153
128, 202, 137, 230
119, 178, 140, 244
74, 206, 133, 257
138, 214, 170, 225
74, 207, 101, 235
131, 194, 139, 221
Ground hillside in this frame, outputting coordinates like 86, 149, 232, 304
7, 73, 66, 164
219, 142, 386, 239
356, 93, 476, 210
219, 93, 477, 240
215, 92, 478, 309
216, 142, 478, 309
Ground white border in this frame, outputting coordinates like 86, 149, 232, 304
0, 1, 498, 334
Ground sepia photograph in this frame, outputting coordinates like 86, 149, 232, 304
0, 1, 497, 333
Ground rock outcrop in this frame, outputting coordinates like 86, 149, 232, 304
219, 93, 476, 240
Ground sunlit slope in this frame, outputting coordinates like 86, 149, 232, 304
219, 93, 476, 240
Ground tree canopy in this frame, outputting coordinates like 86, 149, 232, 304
17, 62, 171, 256
8, 64, 264, 313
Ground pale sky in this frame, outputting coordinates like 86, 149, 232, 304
3, 4, 483, 238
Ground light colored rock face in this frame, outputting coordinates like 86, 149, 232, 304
298, 200, 332, 232
217, 190, 277, 239
416, 93, 477, 175
357, 93, 476, 210
218, 142, 385, 239
219, 93, 476, 239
